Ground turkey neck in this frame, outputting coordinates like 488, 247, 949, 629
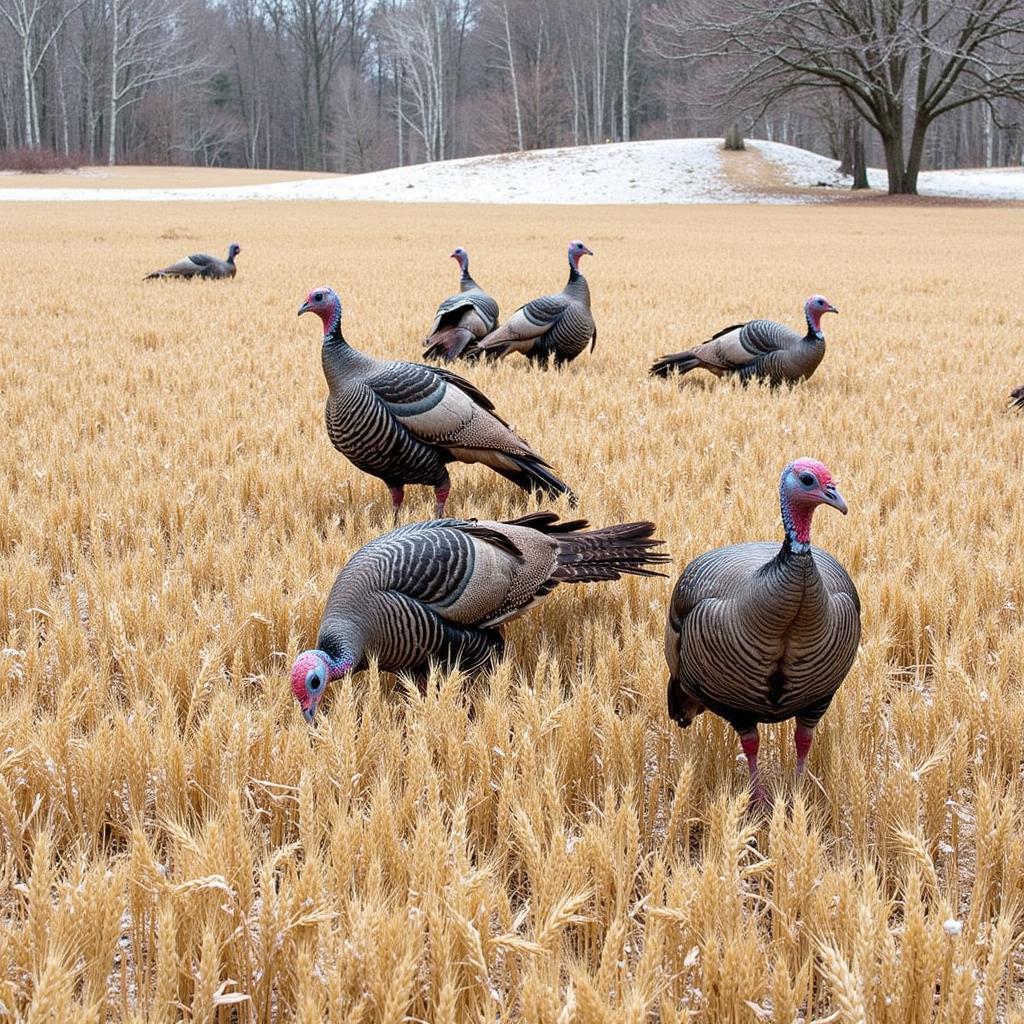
320, 328, 378, 392
748, 539, 828, 626
804, 310, 825, 342
459, 260, 478, 292
564, 264, 591, 306
317, 616, 366, 673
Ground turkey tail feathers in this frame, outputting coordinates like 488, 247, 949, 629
490, 457, 577, 506
553, 520, 670, 581
649, 351, 699, 378
423, 327, 480, 362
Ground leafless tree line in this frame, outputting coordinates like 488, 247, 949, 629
0, 0, 1022, 190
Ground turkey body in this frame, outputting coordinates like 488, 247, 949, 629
651, 297, 836, 386
315, 316, 571, 511
423, 275, 499, 363
652, 320, 824, 386
145, 244, 239, 280
666, 539, 861, 735
1011, 384, 1024, 410
478, 241, 596, 366
314, 513, 669, 679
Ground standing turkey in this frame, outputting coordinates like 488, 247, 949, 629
298, 286, 573, 518
477, 240, 596, 367
145, 243, 240, 280
1011, 385, 1024, 410
650, 296, 838, 385
664, 458, 860, 803
422, 247, 499, 362
291, 512, 669, 722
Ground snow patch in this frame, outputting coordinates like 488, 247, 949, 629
0, 138, 1020, 203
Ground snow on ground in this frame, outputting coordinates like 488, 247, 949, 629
758, 141, 1024, 200
0, 138, 1021, 203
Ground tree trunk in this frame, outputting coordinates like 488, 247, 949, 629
108, 0, 119, 165
20, 43, 34, 146
851, 127, 868, 190
724, 123, 744, 150
620, 0, 631, 143
502, 0, 523, 151
838, 120, 854, 176
56, 40, 70, 155
880, 124, 907, 194
903, 116, 928, 195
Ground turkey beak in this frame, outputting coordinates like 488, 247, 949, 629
302, 703, 317, 725
821, 486, 847, 515
826, 304, 839, 315
583, 245, 594, 256
297, 301, 312, 316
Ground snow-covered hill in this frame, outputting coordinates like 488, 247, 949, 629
0, 139, 1021, 203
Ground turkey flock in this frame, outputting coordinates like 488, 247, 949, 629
146, 237, 1023, 806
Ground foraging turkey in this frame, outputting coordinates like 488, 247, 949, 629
664, 458, 860, 803
422, 247, 499, 362
145, 243, 240, 280
477, 240, 596, 366
650, 296, 838, 385
291, 512, 669, 721
1011, 384, 1024, 409
298, 286, 573, 517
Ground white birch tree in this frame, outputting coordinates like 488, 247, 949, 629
0, 0, 83, 147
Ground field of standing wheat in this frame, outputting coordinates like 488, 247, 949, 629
0, 200, 1022, 1022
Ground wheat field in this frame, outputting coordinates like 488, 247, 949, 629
1, 200, 1023, 1022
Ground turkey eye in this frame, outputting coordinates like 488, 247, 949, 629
309, 675, 322, 691
799, 473, 815, 486
313, 292, 323, 302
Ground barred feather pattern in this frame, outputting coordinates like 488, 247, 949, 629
478, 271, 595, 366
319, 334, 572, 501
1011, 384, 1024, 410
316, 515, 669, 678
650, 317, 824, 385
666, 540, 860, 734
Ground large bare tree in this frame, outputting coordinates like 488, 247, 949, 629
648, 0, 1024, 193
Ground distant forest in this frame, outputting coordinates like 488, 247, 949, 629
2, 0, 1023, 185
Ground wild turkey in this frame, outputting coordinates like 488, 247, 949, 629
290, 512, 669, 722
650, 296, 838, 385
664, 458, 860, 803
477, 240, 596, 367
298, 286, 573, 517
422, 247, 499, 362
1011, 385, 1024, 409
145, 243, 240, 280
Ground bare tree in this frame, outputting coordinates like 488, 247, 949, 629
106, 0, 204, 165
263, 0, 356, 170
382, 0, 474, 163
0, 0, 83, 147
499, 0, 523, 150
619, 0, 633, 141
648, 0, 1024, 194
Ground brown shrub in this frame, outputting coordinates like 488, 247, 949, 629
0, 146, 82, 173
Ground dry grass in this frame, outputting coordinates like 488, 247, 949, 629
1, 200, 1023, 1022
0, 165, 339, 189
